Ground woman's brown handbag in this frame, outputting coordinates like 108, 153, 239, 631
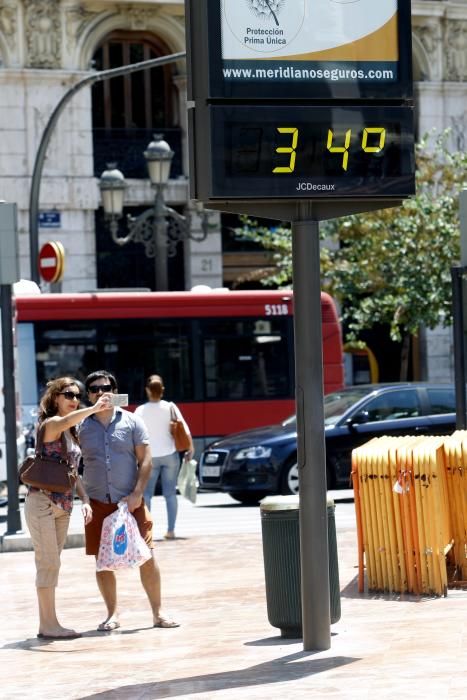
169, 403, 192, 452
19, 424, 77, 493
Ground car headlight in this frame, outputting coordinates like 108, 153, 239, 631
233, 446, 272, 460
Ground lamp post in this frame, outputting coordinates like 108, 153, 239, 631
99, 134, 212, 291
28, 51, 186, 284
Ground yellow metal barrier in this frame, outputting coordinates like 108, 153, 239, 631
352, 433, 465, 596
443, 432, 467, 584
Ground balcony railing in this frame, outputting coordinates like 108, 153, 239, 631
93, 127, 183, 180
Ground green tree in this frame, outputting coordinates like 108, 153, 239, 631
235, 132, 467, 376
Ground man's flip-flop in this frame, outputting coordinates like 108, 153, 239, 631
97, 621, 121, 632
153, 618, 180, 628
37, 633, 82, 640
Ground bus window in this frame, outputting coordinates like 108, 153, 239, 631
110, 318, 193, 401
33, 318, 193, 403
202, 317, 291, 400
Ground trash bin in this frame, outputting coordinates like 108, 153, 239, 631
260, 495, 341, 638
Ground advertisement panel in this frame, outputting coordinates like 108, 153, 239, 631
207, 0, 412, 99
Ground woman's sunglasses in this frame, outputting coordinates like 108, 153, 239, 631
59, 391, 81, 401
88, 384, 113, 394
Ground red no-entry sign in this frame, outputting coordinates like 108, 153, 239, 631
38, 241, 65, 283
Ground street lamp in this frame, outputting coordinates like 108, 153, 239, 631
99, 134, 212, 291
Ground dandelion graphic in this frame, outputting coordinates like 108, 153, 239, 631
246, 0, 285, 27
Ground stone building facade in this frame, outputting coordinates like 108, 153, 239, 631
0, 0, 222, 292
0, 0, 465, 378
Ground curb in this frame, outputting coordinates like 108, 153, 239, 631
1, 531, 85, 553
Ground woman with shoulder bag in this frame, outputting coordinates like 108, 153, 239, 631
135, 374, 194, 540
24, 376, 112, 640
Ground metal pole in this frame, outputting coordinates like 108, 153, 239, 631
28, 51, 186, 283
451, 265, 467, 429
292, 218, 331, 651
1, 285, 23, 534
460, 189, 467, 266
154, 186, 169, 292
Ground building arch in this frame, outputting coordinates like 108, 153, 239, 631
77, 12, 186, 73
91, 30, 178, 129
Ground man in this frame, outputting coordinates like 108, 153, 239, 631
80, 370, 179, 631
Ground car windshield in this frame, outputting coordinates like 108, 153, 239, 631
281, 387, 372, 428
323, 388, 371, 425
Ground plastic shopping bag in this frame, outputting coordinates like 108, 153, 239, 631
96, 501, 152, 572
177, 459, 198, 504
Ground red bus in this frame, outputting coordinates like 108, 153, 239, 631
15, 289, 344, 451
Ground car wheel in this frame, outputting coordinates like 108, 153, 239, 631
228, 491, 267, 505
280, 459, 336, 494
280, 459, 299, 495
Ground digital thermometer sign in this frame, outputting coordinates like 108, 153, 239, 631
186, 0, 415, 210
209, 105, 415, 199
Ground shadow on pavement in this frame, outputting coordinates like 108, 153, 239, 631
196, 503, 259, 509
339, 573, 447, 603
77, 652, 359, 698
245, 636, 302, 646
0, 626, 154, 651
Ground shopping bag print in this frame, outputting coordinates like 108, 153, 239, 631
113, 523, 127, 555
96, 501, 152, 571
177, 459, 198, 504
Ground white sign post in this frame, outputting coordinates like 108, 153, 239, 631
0, 202, 22, 534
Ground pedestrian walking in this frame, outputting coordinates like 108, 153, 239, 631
79, 370, 179, 631
24, 376, 110, 640
135, 374, 194, 540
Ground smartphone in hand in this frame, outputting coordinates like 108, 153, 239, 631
109, 393, 129, 407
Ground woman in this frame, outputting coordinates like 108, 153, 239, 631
135, 375, 194, 540
24, 376, 111, 640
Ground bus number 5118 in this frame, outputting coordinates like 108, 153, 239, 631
265, 304, 288, 316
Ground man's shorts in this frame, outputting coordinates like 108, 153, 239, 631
85, 498, 154, 556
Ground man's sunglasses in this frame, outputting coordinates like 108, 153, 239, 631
88, 384, 113, 394
59, 391, 81, 401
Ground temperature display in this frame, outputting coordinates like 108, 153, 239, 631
210, 104, 415, 198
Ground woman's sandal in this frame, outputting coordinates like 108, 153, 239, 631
97, 620, 121, 632
153, 617, 180, 628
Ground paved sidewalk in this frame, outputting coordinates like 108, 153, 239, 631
1, 504, 466, 699
0, 491, 279, 552
0, 489, 354, 552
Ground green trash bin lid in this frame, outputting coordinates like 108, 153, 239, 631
260, 495, 299, 512
260, 495, 334, 511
